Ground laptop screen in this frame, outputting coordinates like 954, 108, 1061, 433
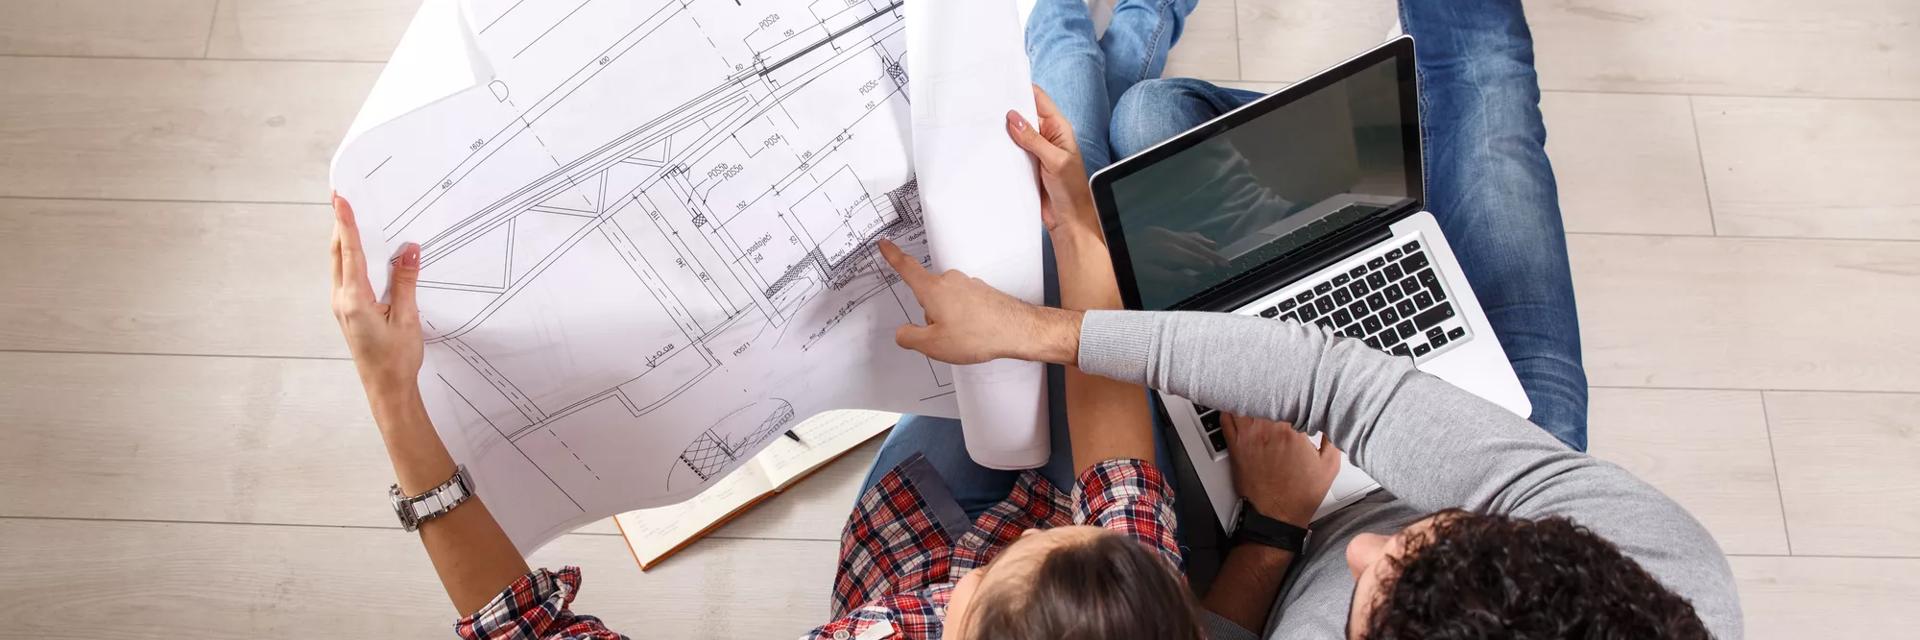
1105, 56, 1415, 310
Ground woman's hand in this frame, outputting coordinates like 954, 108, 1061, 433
330, 195, 425, 409
1005, 85, 1098, 243
878, 239, 1081, 366
1222, 414, 1343, 526
1006, 85, 1125, 310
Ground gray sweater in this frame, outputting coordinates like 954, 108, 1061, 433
1077, 310, 1742, 639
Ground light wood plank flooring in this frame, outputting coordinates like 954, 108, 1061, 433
2, 0, 1915, 636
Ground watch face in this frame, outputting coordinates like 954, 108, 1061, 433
390, 486, 417, 530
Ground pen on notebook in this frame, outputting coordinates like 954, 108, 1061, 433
784, 430, 803, 443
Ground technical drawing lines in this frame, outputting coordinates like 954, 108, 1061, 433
446, 336, 548, 423
439, 373, 584, 512
498, 342, 718, 443
676, 431, 733, 482
597, 221, 707, 342
671, 399, 796, 486
767, 175, 922, 298
546, 428, 602, 481
332, 0, 965, 552
761, 0, 905, 76
885, 178, 922, 224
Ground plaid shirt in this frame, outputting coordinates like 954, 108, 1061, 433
454, 458, 1179, 639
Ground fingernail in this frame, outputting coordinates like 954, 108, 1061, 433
402, 243, 420, 268
1007, 110, 1028, 132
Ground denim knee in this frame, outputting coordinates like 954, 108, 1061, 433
1110, 78, 1209, 158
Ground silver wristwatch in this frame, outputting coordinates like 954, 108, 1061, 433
390, 465, 474, 532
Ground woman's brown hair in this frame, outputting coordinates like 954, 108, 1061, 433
962, 531, 1206, 640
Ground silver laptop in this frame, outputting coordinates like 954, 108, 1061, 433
1088, 37, 1532, 531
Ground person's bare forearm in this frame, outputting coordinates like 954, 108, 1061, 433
1049, 225, 1156, 473
331, 196, 534, 618
1203, 544, 1295, 634
370, 387, 531, 616
1062, 359, 1157, 473
1050, 218, 1119, 312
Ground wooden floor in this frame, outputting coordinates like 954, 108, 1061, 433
1, 0, 1915, 637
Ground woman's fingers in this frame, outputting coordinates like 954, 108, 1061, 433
1005, 110, 1072, 172
331, 221, 345, 290
1029, 86, 1079, 153
333, 195, 375, 302
1004, 109, 1046, 153
387, 243, 422, 322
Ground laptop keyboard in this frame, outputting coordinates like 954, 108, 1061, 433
1195, 237, 1470, 456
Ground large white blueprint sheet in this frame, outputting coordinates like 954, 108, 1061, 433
330, 0, 1045, 551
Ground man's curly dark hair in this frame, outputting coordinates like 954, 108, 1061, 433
1364, 510, 1713, 639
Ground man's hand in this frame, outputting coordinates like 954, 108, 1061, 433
1223, 414, 1342, 526
330, 195, 425, 410
876, 239, 1080, 366
1005, 86, 1098, 243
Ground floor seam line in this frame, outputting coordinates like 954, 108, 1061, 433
0, 52, 388, 64
0, 514, 842, 542
1688, 95, 1721, 236
0, 195, 331, 206
1566, 229, 1920, 244
1755, 392, 1797, 555
202, 0, 221, 58
0, 348, 352, 363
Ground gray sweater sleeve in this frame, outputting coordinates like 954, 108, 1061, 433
1077, 310, 1744, 639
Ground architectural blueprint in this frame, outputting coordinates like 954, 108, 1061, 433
329, 0, 1043, 551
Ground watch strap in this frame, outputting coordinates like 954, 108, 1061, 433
1233, 503, 1309, 553
391, 465, 474, 532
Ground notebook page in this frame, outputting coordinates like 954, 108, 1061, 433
611, 463, 772, 567
757, 410, 899, 487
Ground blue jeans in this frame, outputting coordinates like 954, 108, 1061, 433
1108, 0, 1590, 450
858, 0, 1195, 515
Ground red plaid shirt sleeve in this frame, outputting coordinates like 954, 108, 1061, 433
1074, 459, 1183, 569
454, 567, 624, 640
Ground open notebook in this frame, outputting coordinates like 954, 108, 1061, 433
613, 410, 898, 570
